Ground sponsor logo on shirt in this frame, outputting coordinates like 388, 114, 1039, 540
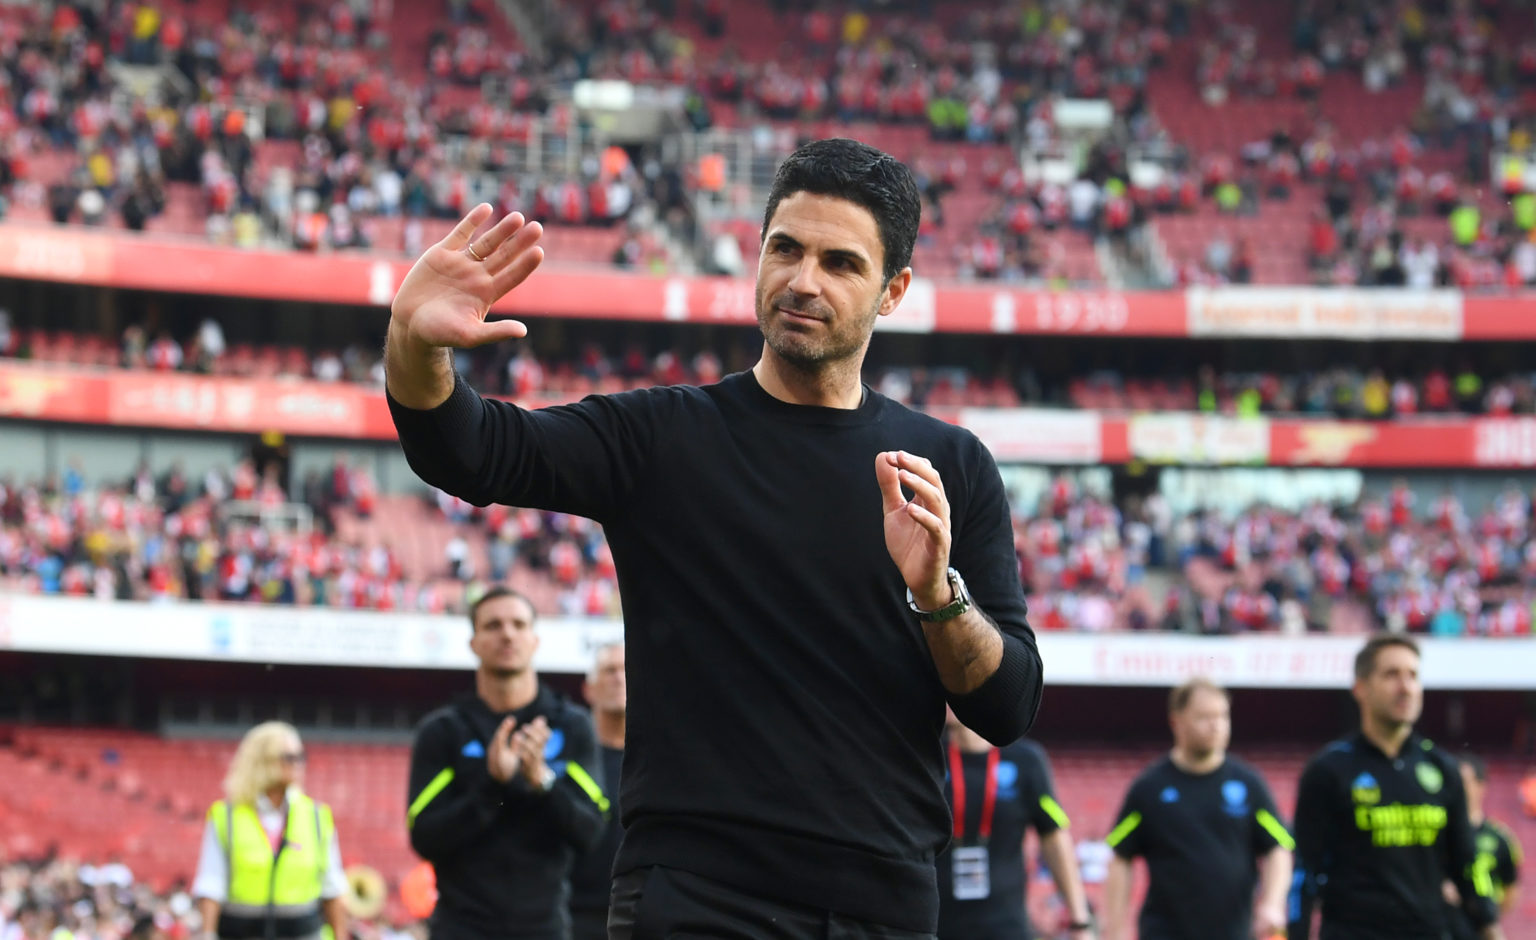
1160, 786, 1180, 803
1351, 772, 1381, 805
544, 728, 565, 760
461, 740, 485, 758
1353, 802, 1448, 848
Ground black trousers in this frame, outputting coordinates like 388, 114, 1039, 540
607, 867, 936, 940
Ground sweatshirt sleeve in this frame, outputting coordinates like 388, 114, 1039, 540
542, 710, 609, 852
406, 714, 505, 862
943, 437, 1042, 746
387, 374, 667, 520
1288, 757, 1337, 940
1443, 757, 1501, 929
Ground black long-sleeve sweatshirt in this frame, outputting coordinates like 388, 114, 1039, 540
388, 370, 1043, 933
406, 687, 607, 940
1288, 732, 1499, 940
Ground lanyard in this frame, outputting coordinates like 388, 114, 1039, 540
264, 803, 290, 857
948, 743, 1000, 844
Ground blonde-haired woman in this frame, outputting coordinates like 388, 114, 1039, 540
192, 722, 348, 940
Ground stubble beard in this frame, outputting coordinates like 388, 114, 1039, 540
755, 282, 880, 372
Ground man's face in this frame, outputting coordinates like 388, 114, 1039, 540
469, 594, 539, 676
584, 645, 626, 715
1353, 645, 1423, 730
755, 191, 906, 371
1171, 688, 1231, 759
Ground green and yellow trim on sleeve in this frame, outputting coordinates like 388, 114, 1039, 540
1256, 808, 1296, 851
565, 761, 611, 815
1471, 852, 1496, 898
408, 768, 456, 828
1039, 795, 1071, 829
1491, 820, 1522, 867
1106, 811, 1142, 848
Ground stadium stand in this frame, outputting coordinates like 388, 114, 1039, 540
3, 1, 1536, 937
2, 730, 1531, 934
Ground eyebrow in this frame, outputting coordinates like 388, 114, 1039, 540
767, 232, 872, 272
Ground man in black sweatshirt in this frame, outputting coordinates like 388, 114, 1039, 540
406, 587, 608, 940
385, 137, 1043, 938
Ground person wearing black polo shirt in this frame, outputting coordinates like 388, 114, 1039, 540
1103, 678, 1293, 940
405, 587, 609, 940
937, 712, 1093, 940
568, 642, 627, 940
1446, 755, 1524, 940
1289, 635, 1504, 940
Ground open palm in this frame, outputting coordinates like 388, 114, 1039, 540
392, 203, 546, 350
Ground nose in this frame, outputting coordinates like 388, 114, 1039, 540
786, 256, 823, 297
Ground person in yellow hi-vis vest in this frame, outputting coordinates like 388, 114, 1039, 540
192, 722, 349, 940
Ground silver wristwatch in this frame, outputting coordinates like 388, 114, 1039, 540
907, 568, 972, 622
536, 766, 557, 793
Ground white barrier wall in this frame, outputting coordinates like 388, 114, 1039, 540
1, 594, 1531, 688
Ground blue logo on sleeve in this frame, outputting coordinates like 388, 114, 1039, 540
1160, 786, 1180, 803
544, 728, 565, 760
1221, 779, 1249, 816
995, 761, 1019, 800
461, 740, 485, 758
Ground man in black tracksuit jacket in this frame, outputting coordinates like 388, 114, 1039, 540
407, 587, 608, 940
1289, 635, 1502, 940
385, 139, 1043, 937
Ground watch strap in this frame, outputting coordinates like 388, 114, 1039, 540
908, 568, 971, 622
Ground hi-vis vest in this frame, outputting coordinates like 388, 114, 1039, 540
209, 792, 334, 940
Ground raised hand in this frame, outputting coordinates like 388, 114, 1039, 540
876, 450, 952, 611
391, 203, 545, 351
486, 716, 523, 784
511, 717, 551, 788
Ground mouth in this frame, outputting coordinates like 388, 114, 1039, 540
776, 305, 823, 324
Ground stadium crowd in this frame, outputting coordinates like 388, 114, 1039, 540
0, 856, 423, 940
1158, 0, 1536, 288
10, 318, 1536, 418
5, 448, 1532, 637
3, 0, 1534, 286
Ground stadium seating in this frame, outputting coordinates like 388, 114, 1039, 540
4, 729, 1530, 935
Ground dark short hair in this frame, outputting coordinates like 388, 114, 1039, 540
1353, 634, 1420, 680
469, 585, 535, 631
761, 137, 921, 285
1169, 677, 1229, 714
1460, 754, 1488, 783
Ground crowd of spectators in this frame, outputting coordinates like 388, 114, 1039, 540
0, 856, 192, 940
0, 857, 423, 940
5, 0, 1536, 287
5, 448, 1534, 638
1017, 477, 1536, 637
0, 0, 689, 264
13, 319, 1536, 418
1150, 0, 1536, 288
0, 455, 466, 615
432, 471, 1536, 637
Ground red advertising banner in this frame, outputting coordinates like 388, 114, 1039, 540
6, 222, 1535, 338
6, 361, 1536, 468
1461, 295, 1536, 341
